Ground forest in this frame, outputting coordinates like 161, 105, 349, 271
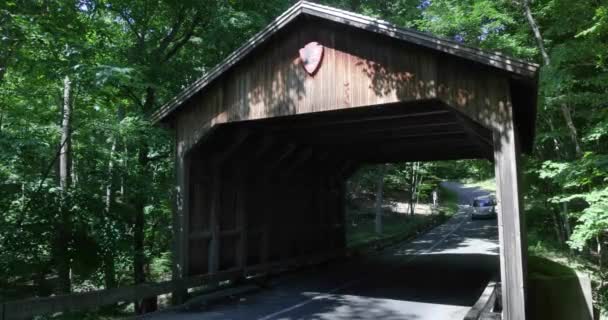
0, 0, 607, 318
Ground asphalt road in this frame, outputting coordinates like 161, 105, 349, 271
146, 182, 498, 320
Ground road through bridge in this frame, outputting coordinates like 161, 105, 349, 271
145, 183, 499, 320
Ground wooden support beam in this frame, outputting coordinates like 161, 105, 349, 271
312, 153, 348, 177
189, 231, 212, 239
328, 138, 478, 162
208, 170, 221, 278
337, 161, 360, 180
267, 110, 454, 134
354, 147, 482, 163
282, 147, 314, 177
335, 179, 347, 249
267, 143, 297, 172
260, 183, 270, 264
450, 109, 494, 161
290, 129, 469, 146
493, 104, 527, 320
285, 121, 463, 144
214, 129, 250, 163
332, 160, 354, 180
203, 129, 252, 278
235, 165, 248, 271
332, 134, 471, 152
253, 134, 275, 159
246, 101, 447, 130
172, 139, 190, 303
342, 121, 461, 135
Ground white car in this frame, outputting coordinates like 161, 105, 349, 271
471, 196, 497, 220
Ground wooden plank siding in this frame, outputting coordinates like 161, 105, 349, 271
151, 1, 538, 124
175, 19, 443, 154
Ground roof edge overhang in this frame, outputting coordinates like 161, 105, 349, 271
150, 0, 539, 123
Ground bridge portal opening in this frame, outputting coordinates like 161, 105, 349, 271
181, 100, 500, 297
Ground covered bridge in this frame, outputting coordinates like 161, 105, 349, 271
152, 2, 539, 319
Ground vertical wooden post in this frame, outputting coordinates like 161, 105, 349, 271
236, 166, 248, 271
318, 174, 326, 252
172, 140, 190, 304
260, 181, 270, 264
336, 178, 347, 250
208, 168, 221, 278
494, 105, 528, 320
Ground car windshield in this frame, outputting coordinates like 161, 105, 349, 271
473, 199, 494, 207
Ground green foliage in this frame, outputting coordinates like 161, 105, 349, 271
0, 0, 607, 315
567, 187, 608, 250
0, 0, 316, 305
346, 211, 448, 248
437, 185, 460, 216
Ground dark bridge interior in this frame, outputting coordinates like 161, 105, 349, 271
193, 99, 493, 164
185, 99, 494, 277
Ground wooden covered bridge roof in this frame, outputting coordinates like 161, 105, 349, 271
155, 1, 539, 164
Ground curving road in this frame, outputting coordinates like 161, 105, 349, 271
145, 182, 498, 320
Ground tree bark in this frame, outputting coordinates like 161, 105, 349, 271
409, 163, 420, 216
374, 165, 386, 235
60, 76, 72, 192
521, 0, 582, 158
56, 75, 72, 294
562, 202, 572, 241
552, 209, 566, 246
134, 87, 157, 314
102, 137, 118, 290
546, 117, 563, 157
560, 103, 583, 157
522, 0, 550, 65
415, 173, 424, 213
599, 234, 604, 289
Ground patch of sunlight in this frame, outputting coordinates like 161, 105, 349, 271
464, 178, 496, 193
296, 293, 469, 320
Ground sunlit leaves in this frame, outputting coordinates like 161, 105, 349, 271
567, 187, 608, 250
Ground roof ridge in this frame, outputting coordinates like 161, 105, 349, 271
301, 1, 537, 65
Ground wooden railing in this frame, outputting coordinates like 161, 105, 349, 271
0, 250, 342, 320
464, 281, 499, 320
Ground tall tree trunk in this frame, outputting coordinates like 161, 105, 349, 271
552, 209, 566, 246
134, 87, 157, 314
560, 103, 583, 157
414, 172, 424, 213
375, 165, 386, 235
561, 202, 571, 240
522, 0, 550, 65
133, 186, 147, 312
522, 0, 582, 158
56, 75, 72, 294
598, 234, 604, 289
60, 75, 72, 198
103, 137, 118, 290
409, 163, 418, 216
